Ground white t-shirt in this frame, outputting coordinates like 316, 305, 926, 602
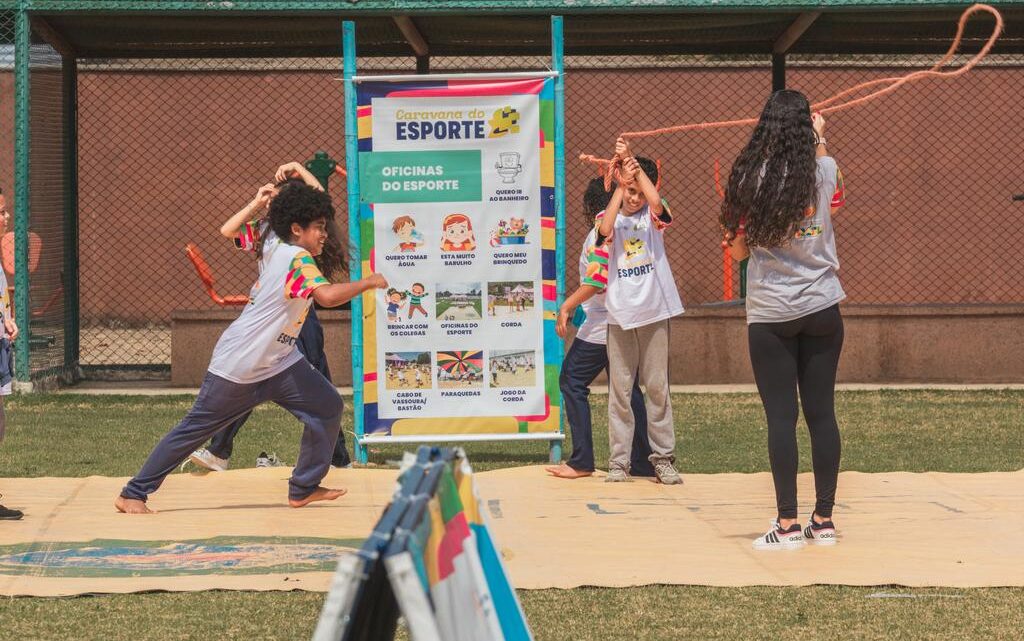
597, 203, 684, 330
207, 221, 329, 384
575, 227, 610, 345
0, 268, 9, 339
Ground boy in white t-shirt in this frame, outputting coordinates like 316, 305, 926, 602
115, 182, 387, 514
559, 141, 684, 484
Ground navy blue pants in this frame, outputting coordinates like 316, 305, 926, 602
207, 307, 351, 467
560, 337, 654, 475
121, 359, 343, 502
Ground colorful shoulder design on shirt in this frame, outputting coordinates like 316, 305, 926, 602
651, 198, 673, 231
285, 251, 329, 300
831, 168, 846, 209
234, 219, 263, 252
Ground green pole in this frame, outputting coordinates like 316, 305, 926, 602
64, 55, 80, 379
343, 21, 367, 465
13, 4, 30, 384
739, 258, 749, 300
304, 150, 337, 191
550, 15, 566, 464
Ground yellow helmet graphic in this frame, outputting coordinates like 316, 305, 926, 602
488, 106, 520, 138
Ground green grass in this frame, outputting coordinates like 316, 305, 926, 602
0, 390, 1022, 641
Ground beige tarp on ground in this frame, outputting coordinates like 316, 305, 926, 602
0, 466, 1021, 596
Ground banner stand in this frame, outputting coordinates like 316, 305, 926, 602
345, 18, 567, 464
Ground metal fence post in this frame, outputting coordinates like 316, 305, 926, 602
550, 14, 566, 464
13, 2, 30, 385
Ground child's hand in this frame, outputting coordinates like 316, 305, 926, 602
614, 136, 631, 159
620, 156, 640, 182
812, 112, 826, 138
253, 183, 277, 210
555, 304, 572, 339
367, 273, 389, 290
275, 162, 305, 183
4, 317, 18, 341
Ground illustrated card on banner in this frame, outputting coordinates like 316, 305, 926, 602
356, 76, 562, 438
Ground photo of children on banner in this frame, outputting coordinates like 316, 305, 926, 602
436, 351, 484, 388
391, 215, 424, 253
385, 288, 407, 323
489, 217, 530, 247
487, 281, 534, 317
440, 213, 476, 252
385, 352, 432, 390
490, 349, 536, 388
436, 283, 482, 321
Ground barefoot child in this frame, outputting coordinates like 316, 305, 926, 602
549, 177, 659, 480
116, 182, 387, 513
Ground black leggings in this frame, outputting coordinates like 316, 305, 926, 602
748, 304, 844, 520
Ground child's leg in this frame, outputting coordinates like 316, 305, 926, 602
635, 320, 674, 461
628, 375, 655, 476
268, 361, 344, 502
0, 395, 5, 445
120, 373, 260, 502
747, 319, 801, 521
206, 411, 253, 460
557, 338, 610, 473
796, 305, 844, 520
606, 324, 641, 473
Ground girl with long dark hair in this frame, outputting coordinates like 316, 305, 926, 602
722, 90, 847, 550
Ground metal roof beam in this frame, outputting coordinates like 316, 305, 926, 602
393, 15, 429, 58
31, 16, 76, 58
773, 11, 821, 55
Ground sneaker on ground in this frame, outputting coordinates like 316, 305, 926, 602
256, 452, 287, 468
653, 460, 683, 485
188, 448, 229, 472
604, 467, 631, 483
804, 514, 838, 546
0, 496, 23, 521
752, 520, 806, 550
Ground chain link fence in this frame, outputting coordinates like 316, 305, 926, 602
11, 33, 1023, 378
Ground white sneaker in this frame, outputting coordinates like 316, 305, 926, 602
188, 448, 229, 472
803, 514, 838, 546
752, 520, 806, 550
604, 467, 631, 483
256, 452, 287, 468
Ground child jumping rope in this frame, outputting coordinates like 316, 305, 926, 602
189, 162, 354, 472
115, 181, 387, 513
721, 90, 846, 549
549, 177, 654, 479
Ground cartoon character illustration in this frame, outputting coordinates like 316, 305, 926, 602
621, 237, 648, 268
495, 151, 522, 183
488, 106, 520, 138
405, 283, 430, 319
489, 216, 530, 247
385, 288, 408, 323
441, 214, 476, 252
392, 215, 424, 253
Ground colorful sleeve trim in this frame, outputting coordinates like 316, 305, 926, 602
285, 251, 329, 300
652, 198, 673, 231
234, 220, 262, 252
582, 244, 609, 290
831, 168, 846, 208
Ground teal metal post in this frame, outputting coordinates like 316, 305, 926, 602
343, 21, 367, 464
13, 5, 30, 383
739, 258, 749, 299
550, 15, 566, 464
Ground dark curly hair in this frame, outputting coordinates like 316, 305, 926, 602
720, 90, 817, 248
264, 179, 348, 279
635, 156, 659, 186
583, 177, 617, 219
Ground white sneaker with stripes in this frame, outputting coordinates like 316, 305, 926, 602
187, 448, 229, 472
752, 520, 806, 550
803, 514, 838, 546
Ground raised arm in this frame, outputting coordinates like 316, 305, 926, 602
220, 183, 275, 239
276, 162, 324, 191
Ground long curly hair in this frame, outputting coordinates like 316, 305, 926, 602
264, 179, 349, 279
720, 90, 817, 248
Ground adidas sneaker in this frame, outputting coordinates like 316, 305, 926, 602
752, 520, 806, 550
803, 514, 837, 546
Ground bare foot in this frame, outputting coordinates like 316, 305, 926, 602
289, 486, 347, 508
544, 463, 593, 479
114, 495, 154, 514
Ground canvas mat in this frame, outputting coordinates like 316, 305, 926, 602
0, 466, 1021, 596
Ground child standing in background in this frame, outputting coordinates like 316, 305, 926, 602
0, 188, 22, 520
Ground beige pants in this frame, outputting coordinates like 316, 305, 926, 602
606, 320, 675, 472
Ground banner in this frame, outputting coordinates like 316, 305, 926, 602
355, 75, 562, 439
